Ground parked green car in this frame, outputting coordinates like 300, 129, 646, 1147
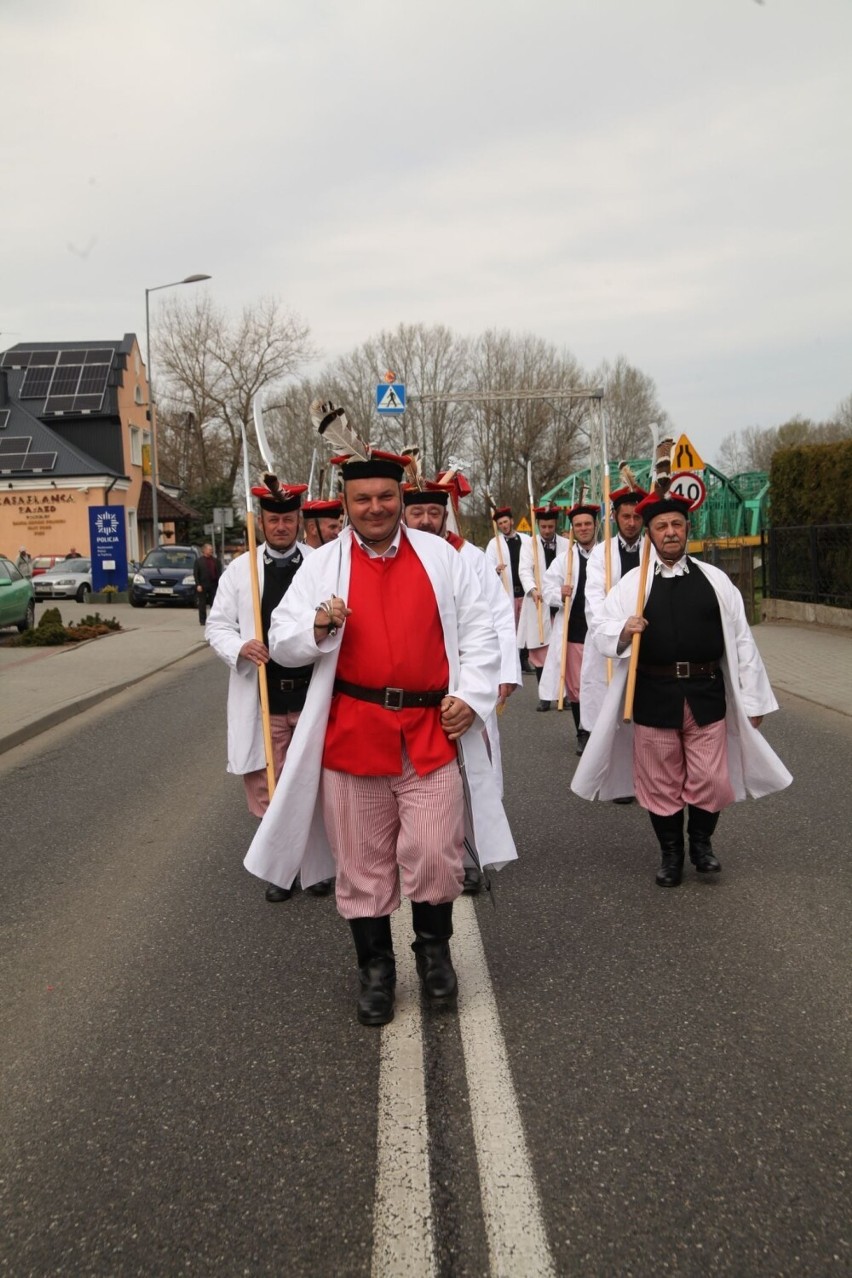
0, 555, 35, 632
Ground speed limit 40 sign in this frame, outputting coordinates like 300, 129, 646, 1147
669, 471, 707, 510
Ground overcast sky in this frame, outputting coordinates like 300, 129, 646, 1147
3, 0, 850, 462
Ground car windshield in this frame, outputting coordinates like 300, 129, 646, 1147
32, 558, 55, 569
47, 559, 89, 573
144, 550, 195, 570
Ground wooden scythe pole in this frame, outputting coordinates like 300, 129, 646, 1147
241, 416, 276, 798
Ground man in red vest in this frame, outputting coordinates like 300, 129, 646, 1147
243, 449, 517, 1027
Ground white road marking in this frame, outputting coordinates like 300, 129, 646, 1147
371, 914, 435, 1278
454, 899, 557, 1278
371, 900, 555, 1277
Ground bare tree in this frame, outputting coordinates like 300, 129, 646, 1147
155, 295, 315, 493
590, 355, 668, 461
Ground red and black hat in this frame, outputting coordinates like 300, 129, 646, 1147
251, 483, 307, 514
610, 485, 648, 510
493, 505, 512, 520
533, 504, 561, 520
567, 501, 601, 521
330, 450, 410, 482
635, 491, 692, 525
301, 498, 343, 520
402, 481, 450, 508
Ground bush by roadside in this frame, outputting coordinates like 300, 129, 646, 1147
12, 608, 122, 647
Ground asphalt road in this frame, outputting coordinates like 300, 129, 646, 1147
1, 653, 849, 1276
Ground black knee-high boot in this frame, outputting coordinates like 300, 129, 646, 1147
534, 665, 550, 711
570, 701, 589, 754
687, 806, 722, 873
349, 916, 396, 1026
649, 810, 685, 887
411, 901, 458, 1005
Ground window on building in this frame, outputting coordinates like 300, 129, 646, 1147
130, 426, 142, 467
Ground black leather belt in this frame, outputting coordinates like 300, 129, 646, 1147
333, 678, 448, 710
274, 677, 311, 691
639, 661, 720, 679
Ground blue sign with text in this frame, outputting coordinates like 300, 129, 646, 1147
88, 505, 129, 592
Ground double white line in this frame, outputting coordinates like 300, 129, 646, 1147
371, 899, 556, 1278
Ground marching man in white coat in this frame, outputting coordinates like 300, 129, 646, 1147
571, 488, 792, 887
244, 436, 517, 1028
206, 481, 331, 902
518, 505, 570, 707
402, 478, 522, 889
484, 506, 532, 671
577, 478, 646, 744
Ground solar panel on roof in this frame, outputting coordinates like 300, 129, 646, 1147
58, 349, 87, 365
1, 350, 31, 369
24, 452, 58, 472
78, 365, 109, 394
72, 394, 104, 412
0, 436, 29, 454
0, 409, 9, 429
44, 395, 77, 414
29, 349, 59, 365
20, 366, 54, 397
0, 454, 29, 472
51, 365, 83, 396
85, 348, 114, 363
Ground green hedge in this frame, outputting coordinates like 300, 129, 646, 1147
770, 440, 852, 525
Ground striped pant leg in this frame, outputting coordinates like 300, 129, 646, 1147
391, 753, 465, 905
513, 596, 523, 630
681, 703, 735, 811
566, 641, 584, 702
242, 711, 300, 817
633, 721, 688, 816
321, 769, 403, 920
528, 644, 548, 668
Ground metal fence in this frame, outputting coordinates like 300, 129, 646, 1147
763, 525, 852, 610
699, 542, 760, 623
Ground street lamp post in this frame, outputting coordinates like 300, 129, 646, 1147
144, 274, 211, 550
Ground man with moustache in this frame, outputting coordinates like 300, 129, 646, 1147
485, 507, 533, 672
571, 491, 791, 886
518, 505, 571, 706
206, 482, 332, 901
244, 449, 517, 1027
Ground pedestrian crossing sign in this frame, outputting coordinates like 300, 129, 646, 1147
376, 382, 406, 414
672, 434, 705, 472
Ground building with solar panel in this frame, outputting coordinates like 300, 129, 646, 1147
0, 335, 195, 565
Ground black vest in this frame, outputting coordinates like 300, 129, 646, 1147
618, 540, 642, 579
568, 549, 590, 643
633, 559, 726, 728
506, 535, 524, 597
261, 548, 313, 714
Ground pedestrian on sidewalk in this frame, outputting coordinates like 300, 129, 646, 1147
193, 543, 221, 625
244, 437, 517, 1027
206, 485, 332, 902
572, 488, 792, 886
16, 547, 32, 577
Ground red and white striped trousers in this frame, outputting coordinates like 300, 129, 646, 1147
633, 701, 735, 816
243, 711, 301, 817
321, 749, 465, 920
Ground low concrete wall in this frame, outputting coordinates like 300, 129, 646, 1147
761, 598, 852, 630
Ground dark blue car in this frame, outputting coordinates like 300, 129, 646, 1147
129, 546, 199, 608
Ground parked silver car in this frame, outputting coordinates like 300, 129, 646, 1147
33, 558, 93, 603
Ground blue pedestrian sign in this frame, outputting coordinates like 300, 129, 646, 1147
376, 382, 406, 414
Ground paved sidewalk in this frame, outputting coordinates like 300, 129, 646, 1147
0, 599, 209, 755
1, 604, 850, 758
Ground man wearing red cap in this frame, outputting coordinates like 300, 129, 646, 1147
578, 484, 646, 742
244, 450, 517, 1026
301, 498, 344, 549
518, 506, 570, 706
539, 501, 599, 745
485, 507, 533, 672
402, 480, 522, 893
206, 483, 331, 901
572, 492, 792, 886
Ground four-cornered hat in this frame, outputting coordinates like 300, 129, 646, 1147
635, 489, 692, 525
567, 501, 601, 521
330, 449, 410, 482
533, 504, 561, 520
402, 480, 450, 507
251, 482, 308, 513
610, 484, 648, 509
493, 505, 512, 520
301, 497, 343, 520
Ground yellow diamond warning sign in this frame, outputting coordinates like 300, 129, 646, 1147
672, 434, 705, 472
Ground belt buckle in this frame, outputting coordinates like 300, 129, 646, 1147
674, 661, 690, 678
383, 686, 404, 710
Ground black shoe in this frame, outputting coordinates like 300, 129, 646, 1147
612, 796, 635, 805
687, 805, 722, 873
536, 700, 550, 712
349, 917, 396, 1026
462, 865, 483, 895
411, 901, 458, 1006
265, 883, 293, 902
650, 810, 685, 887
306, 878, 334, 896
575, 729, 590, 756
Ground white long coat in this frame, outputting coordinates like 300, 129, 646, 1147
243, 526, 519, 890
571, 555, 793, 804
205, 544, 313, 775
578, 536, 643, 730
458, 538, 522, 796
517, 533, 570, 650
538, 544, 592, 702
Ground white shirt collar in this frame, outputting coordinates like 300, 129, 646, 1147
618, 533, 642, 552
353, 522, 403, 559
654, 554, 690, 577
